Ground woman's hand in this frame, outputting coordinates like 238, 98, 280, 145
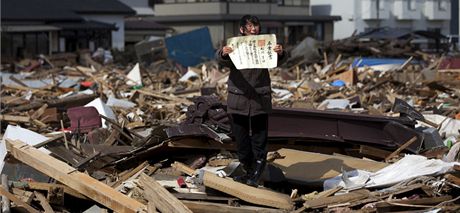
273, 44, 283, 55
222, 46, 233, 56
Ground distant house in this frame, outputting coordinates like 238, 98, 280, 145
1, 0, 135, 60
145, 0, 340, 48
118, 0, 173, 48
310, 0, 451, 41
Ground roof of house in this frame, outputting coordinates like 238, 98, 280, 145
1, 0, 135, 21
358, 28, 448, 40
145, 14, 341, 23
53, 20, 118, 30
125, 19, 172, 30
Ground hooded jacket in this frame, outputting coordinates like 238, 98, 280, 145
216, 46, 287, 116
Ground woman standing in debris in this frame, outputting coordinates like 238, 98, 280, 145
216, 15, 287, 187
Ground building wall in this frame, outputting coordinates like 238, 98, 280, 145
82, 15, 126, 50
311, 0, 451, 40
311, 0, 355, 39
155, 2, 309, 16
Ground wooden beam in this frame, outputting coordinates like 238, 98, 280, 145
445, 174, 460, 185
385, 136, 418, 162
303, 189, 370, 209
31, 104, 49, 120
359, 145, 392, 160
203, 171, 293, 210
33, 134, 63, 148
0, 114, 30, 123
139, 173, 193, 213
316, 186, 343, 198
0, 186, 40, 213
34, 191, 55, 213
181, 200, 284, 213
26, 182, 87, 200
110, 161, 149, 188
5, 139, 146, 213
171, 161, 196, 176
172, 161, 292, 210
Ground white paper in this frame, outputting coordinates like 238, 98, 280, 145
126, 63, 142, 86
227, 34, 277, 69
1, 125, 51, 172
106, 96, 137, 109
324, 155, 459, 190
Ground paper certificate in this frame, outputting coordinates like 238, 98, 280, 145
227, 34, 277, 70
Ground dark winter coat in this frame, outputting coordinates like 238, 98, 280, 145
216, 47, 287, 116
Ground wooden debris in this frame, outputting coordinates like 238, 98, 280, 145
181, 200, 284, 213
385, 136, 418, 162
0, 186, 40, 213
303, 189, 370, 209
5, 139, 146, 213
34, 191, 55, 213
1, 175, 10, 213
139, 173, 193, 213
172, 161, 292, 209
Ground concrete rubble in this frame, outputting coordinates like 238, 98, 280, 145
1, 34, 460, 212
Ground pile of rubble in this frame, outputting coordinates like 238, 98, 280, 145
1, 35, 460, 212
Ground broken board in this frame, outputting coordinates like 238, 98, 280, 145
5, 139, 146, 213
272, 148, 387, 184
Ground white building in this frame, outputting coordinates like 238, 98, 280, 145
148, 0, 341, 48
310, 0, 451, 40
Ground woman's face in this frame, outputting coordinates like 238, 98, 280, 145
241, 21, 260, 35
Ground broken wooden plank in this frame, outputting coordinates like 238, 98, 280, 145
203, 171, 293, 210
31, 104, 49, 120
47, 185, 65, 205
139, 173, 193, 213
359, 145, 392, 160
303, 189, 370, 209
74, 151, 101, 169
171, 161, 196, 176
136, 89, 192, 105
5, 139, 146, 213
316, 186, 343, 198
172, 162, 292, 209
181, 200, 284, 213
33, 134, 63, 148
385, 136, 417, 162
384, 195, 452, 206
0, 114, 30, 123
0, 186, 40, 213
9, 93, 97, 112
445, 174, 460, 185
12, 188, 34, 204
34, 191, 55, 213
349, 183, 425, 207
111, 161, 149, 188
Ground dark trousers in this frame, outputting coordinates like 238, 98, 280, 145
231, 113, 268, 170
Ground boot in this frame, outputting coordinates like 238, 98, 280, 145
232, 162, 252, 183
246, 159, 266, 187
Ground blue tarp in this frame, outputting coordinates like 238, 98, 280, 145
352, 58, 417, 68
165, 27, 215, 67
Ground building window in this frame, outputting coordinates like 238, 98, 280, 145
378, 0, 385, 10
280, 0, 308, 6
438, 0, 447, 11
408, 0, 416, 11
